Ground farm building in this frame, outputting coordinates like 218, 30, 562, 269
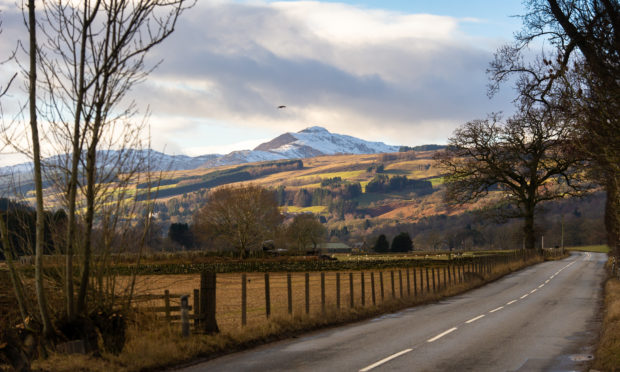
317, 242, 352, 254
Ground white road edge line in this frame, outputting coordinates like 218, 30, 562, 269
427, 327, 458, 343
530, 289, 538, 293
538, 284, 545, 288
520, 294, 529, 299
466, 315, 485, 324
489, 306, 504, 313
545, 280, 550, 284
506, 300, 517, 305
359, 348, 413, 372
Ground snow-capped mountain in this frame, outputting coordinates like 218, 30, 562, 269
198, 126, 399, 168
0, 126, 400, 178
256, 126, 398, 157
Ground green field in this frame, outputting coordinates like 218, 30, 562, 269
566, 245, 609, 253
282, 205, 328, 214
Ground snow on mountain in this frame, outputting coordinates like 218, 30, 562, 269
253, 126, 399, 158
0, 126, 400, 177
195, 126, 398, 168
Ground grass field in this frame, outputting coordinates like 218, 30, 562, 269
566, 245, 609, 253
129, 267, 454, 331
281, 205, 328, 214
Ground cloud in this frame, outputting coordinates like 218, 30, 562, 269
0, 0, 516, 163
136, 0, 514, 150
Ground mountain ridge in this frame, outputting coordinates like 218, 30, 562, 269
0, 126, 403, 176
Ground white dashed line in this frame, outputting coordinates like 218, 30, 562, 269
538, 284, 545, 288
506, 300, 517, 305
359, 349, 413, 371
545, 280, 550, 284
427, 327, 458, 343
520, 294, 529, 299
466, 315, 485, 324
530, 289, 538, 294
489, 306, 504, 313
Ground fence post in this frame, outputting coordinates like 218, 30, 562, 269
336, 273, 341, 309
200, 271, 219, 333
443, 266, 447, 290
287, 273, 293, 315
380, 271, 385, 301
426, 267, 430, 293
193, 289, 200, 328
349, 272, 355, 308
398, 270, 403, 298
305, 273, 310, 315
181, 295, 189, 338
451, 265, 456, 286
361, 272, 366, 306
371, 272, 376, 305
241, 273, 247, 326
406, 268, 411, 296
264, 273, 271, 319
390, 271, 395, 299
432, 268, 436, 293
164, 290, 171, 323
321, 272, 326, 314
413, 267, 418, 296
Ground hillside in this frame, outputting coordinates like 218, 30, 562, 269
8, 141, 605, 252
149, 148, 605, 251
0, 126, 401, 182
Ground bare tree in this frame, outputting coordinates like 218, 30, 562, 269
193, 185, 284, 258
31, 0, 193, 319
435, 108, 589, 250
489, 0, 620, 259
286, 213, 326, 252
27, 0, 53, 336
0, 1, 192, 350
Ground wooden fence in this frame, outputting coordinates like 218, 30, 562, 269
140, 249, 553, 333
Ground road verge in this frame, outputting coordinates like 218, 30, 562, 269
31, 255, 551, 372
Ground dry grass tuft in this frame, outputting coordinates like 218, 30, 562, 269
593, 277, 620, 371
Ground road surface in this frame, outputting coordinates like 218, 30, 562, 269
177, 252, 605, 372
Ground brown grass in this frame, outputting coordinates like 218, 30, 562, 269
593, 276, 620, 371
30, 256, 542, 372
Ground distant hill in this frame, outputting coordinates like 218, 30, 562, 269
197, 126, 400, 168
0, 126, 405, 189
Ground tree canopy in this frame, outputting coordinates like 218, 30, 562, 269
436, 108, 588, 249
489, 0, 619, 259
193, 185, 283, 257
391, 232, 413, 253
286, 213, 326, 251
374, 234, 390, 253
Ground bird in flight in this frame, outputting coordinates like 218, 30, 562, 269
277, 105, 286, 109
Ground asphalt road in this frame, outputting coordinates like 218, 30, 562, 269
177, 252, 605, 372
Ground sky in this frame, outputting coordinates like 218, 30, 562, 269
0, 0, 527, 165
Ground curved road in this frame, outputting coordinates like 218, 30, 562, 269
177, 252, 605, 372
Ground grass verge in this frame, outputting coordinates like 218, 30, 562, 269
31, 256, 545, 372
567, 245, 609, 253
592, 274, 620, 371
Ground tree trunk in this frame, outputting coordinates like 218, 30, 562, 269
523, 207, 536, 250
605, 174, 620, 264
65, 1, 98, 321
28, 0, 53, 335
76, 121, 100, 314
